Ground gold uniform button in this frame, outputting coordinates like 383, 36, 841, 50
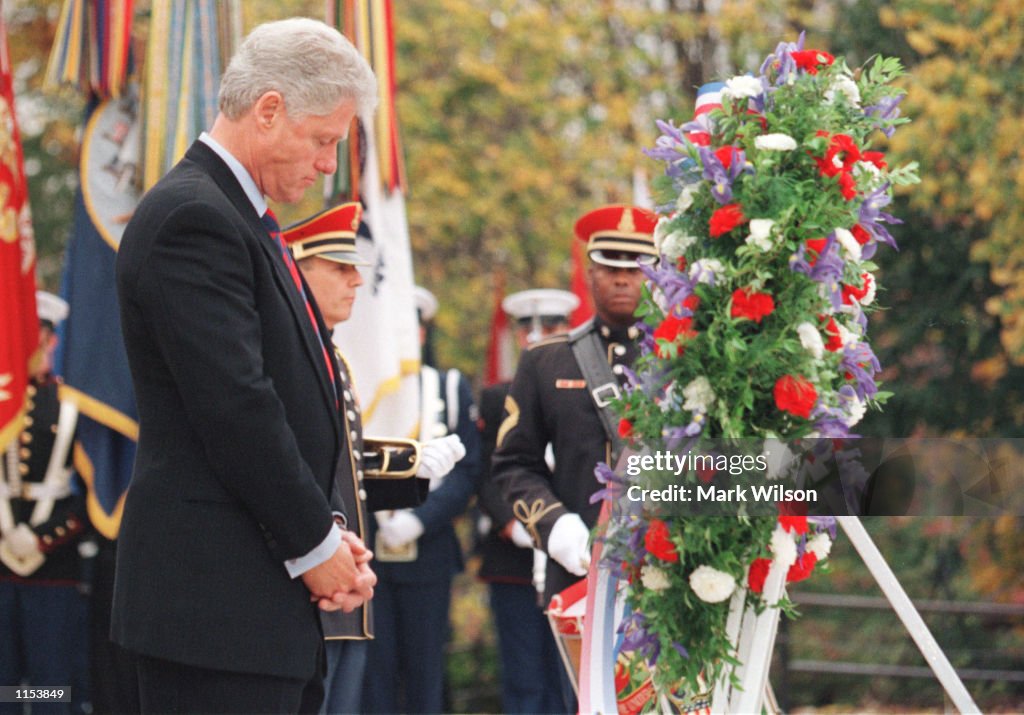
20, 432, 32, 444
42, 535, 53, 544
19, 447, 31, 459
23, 416, 34, 427
26, 385, 37, 397
56, 526, 66, 537
18, 463, 29, 476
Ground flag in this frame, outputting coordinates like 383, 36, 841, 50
330, 0, 420, 438
52, 4, 233, 537
0, 15, 38, 452
569, 238, 593, 328
483, 273, 515, 386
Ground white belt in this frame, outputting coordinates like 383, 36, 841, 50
0, 476, 73, 502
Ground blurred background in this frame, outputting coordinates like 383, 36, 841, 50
7, 0, 1022, 711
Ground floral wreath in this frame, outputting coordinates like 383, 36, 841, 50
595, 33, 919, 700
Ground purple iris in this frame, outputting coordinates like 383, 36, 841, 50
663, 422, 704, 450
790, 236, 845, 297
864, 93, 904, 138
841, 342, 881, 400
808, 514, 838, 539
698, 145, 751, 204
641, 260, 696, 310
618, 611, 661, 664
672, 641, 691, 660
688, 260, 721, 286
759, 31, 805, 85
810, 404, 852, 438
858, 183, 901, 251
591, 462, 626, 505
645, 119, 700, 179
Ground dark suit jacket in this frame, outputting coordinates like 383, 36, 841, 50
112, 140, 341, 679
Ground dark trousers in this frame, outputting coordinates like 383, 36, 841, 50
0, 581, 86, 715
136, 649, 324, 715
489, 582, 565, 714
88, 538, 139, 715
362, 578, 451, 714
320, 639, 367, 715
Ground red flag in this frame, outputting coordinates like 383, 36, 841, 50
484, 272, 514, 386
0, 16, 38, 450
570, 239, 593, 327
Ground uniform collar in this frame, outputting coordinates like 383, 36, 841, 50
593, 315, 640, 344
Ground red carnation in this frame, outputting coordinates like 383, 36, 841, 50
683, 293, 701, 313
709, 203, 747, 237
653, 313, 696, 358
778, 515, 808, 534
837, 171, 857, 200
748, 557, 772, 594
730, 288, 775, 324
618, 418, 634, 439
791, 49, 835, 75
773, 375, 818, 419
851, 224, 872, 245
805, 238, 827, 266
644, 519, 680, 563
786, 552, 818, 584
862, 150, 888, 169
715, 145, 739, 169
842, 273, 872, 305
821, 316, 843, 352
815, 133, 860, 178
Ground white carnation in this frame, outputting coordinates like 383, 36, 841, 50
723, 75, 763, 100
834, 227, 862, 261
641, 564, 672, 592
770, 526, 798, 569
860, 273, 877, 306
676, 183, 699, 212
661, 230, 697, 260
808, 533, 833, 560
842, 394, 867, 428
745, 218, 776, 251
797, 322, 825, 360
837, 321, 859, 348
826, 75, 861, 106
688, 258, 724, 285
682, 376, 716, 413
754, 133, 798, 152
762, 438, 796, 481
653, 216, 674, 252
688, 565, 736, 604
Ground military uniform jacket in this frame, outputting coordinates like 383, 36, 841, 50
369, 368, 482, 585
0, 377, 87, 584
475, 381, 532, 584
493, 317, 640, 603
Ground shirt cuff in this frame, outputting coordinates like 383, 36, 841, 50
284, 523, 342, 579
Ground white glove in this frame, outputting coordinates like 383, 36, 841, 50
417, 434, 466, 490
4, 523, 41, 559
547, 513, 591, 576
376, 510, 424, 550
509, 520, 534, 549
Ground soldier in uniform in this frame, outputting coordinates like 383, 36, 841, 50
492, 205, 657, 710
362, 286, 482, 715
476, 288, 578, 715
0, 291, 88, 713
283, 204, 464, 715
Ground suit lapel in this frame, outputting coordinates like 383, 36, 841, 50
184, 141, 341, 438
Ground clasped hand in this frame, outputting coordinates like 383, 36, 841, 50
301, 530, 377, 613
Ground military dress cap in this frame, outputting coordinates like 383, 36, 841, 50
36, 291, 69, 328
414, 286, 438, 322
574, 204, 659, 268
282, 202, 368, 265
502, 289, 579, 327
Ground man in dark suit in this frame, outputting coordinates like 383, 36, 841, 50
476, 288, 578, 715
113, 19, 379, 714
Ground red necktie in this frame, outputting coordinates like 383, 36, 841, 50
262, 210, 337, 395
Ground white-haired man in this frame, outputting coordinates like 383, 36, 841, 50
114, 18, 378, 713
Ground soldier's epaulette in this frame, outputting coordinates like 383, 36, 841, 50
526, 334, 569, 351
